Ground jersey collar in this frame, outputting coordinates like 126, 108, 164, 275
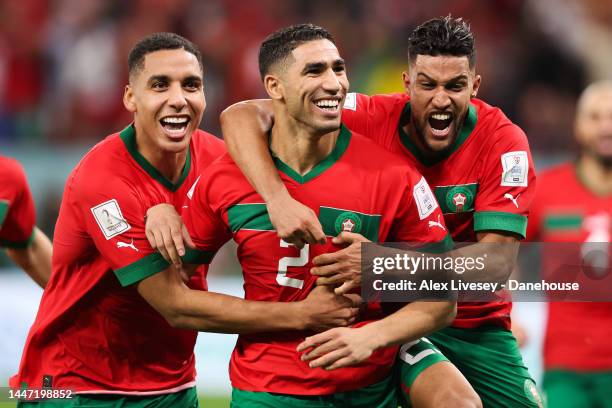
119, 124, 192, 192
398, 102, 477, 167
271, 124, 351, 184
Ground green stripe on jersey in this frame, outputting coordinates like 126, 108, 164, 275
319, 206, 381, 242
114, 248, 214, 286
119, 125, 191, 192
0, 199, 9, 228
434, 183, 479, 214
543, 214, 583, 231
419, 233, 455, 253
272, 125, 352, 184
474, 211, 528, 238
228, 203, 274, 232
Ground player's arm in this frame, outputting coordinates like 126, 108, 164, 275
220, 100, 325, 248
137, 265, 358, 333
298, 299, 455, 369
5, 227, 52, 288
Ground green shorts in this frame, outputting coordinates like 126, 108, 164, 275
230, 375, 396, 408
543, 370, 612, 408
16, 387, 199, 408
426, 326, 543, 408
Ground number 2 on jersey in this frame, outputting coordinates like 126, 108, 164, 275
277, 240, 309, 289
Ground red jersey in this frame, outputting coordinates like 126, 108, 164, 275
0, 156, 36, 248
527, 163, 612, 371
342, 93, 536, 329
10, 125, 225, 393
183, 125, 452, 395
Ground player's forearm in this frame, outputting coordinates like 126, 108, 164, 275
6, 227, 52, 288
363, 301, 456, 349
170, 288, 307, 333
220, 99, 287, 202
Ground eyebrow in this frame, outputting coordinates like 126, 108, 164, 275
147, 74, 203, 84
301, 58, 345, 74
416, 73, 468, 83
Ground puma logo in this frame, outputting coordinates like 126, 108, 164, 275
428, 214, 446, 231
116, 238, 138, 252
504, 193, 521, 208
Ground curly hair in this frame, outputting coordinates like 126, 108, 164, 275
408, 16, 476, 68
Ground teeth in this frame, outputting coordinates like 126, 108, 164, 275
315, 100, 339, 108
431, 113, 451, 120
161, 117, 189, 124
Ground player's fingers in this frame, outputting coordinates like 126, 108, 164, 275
332, 232, 368, 245
334, 281, 355, 295
145, 229, 157, 250
297, 330, 335, 352
182, 224, 195, 249
343, 293, 363, 306
310, 262, 342, 277
161, 227, 181, 266
301, 339, 342, 361
171, 228, 185, 257
325, 356, 356, 370
315, 274, 346, 286
306, 218, 327, 245
312, 250, 344, 266
152, 229, 171, 262
308, 348, 351, 369
280, 231, 307, 249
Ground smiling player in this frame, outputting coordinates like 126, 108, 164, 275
220, 16, 541, 407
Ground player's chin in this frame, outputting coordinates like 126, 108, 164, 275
313, 119, 342, 134
424, 135, 453, 152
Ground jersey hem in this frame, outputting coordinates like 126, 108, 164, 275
75, 381, 196, 396
473, 211, 527, 238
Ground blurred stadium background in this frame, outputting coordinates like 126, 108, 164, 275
1, 0, 611, 404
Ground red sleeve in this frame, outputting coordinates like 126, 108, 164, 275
0, 159, 36, 248
525, 169, 547, 241
473, 123, 536, 239
389, 170, 453, 252
182, 174, 232, 257
342, 93, 406, 149
67, 169, 172, 286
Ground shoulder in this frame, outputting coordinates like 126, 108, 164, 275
473, 99, 528, 146
67, 132, 139, 200
191, 129, 226, 161
347, 130, 419, 181
0, 156, 27, 185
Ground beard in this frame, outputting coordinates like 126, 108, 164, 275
412, 112, 464, 156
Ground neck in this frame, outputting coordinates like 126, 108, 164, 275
577, 154, 612, 195
270, 113, 339, 176
135, 126, 187, 184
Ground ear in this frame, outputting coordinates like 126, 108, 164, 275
402, 71, 411, 93
123, 84, 136, 112
471, 74, 482, 98
264, 74, 284, 101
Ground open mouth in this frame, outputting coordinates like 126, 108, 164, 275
428, 112, 453, 137
159, 115, 190, 137
313, 98, 341, 114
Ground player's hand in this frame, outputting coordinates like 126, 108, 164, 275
145, 204, 194, 267
300, 286, 362, 332
311, 232, 370, 294
267, 192, 326, 249
297, 325, 379, 370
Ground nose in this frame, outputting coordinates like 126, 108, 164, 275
321, 68, 342, 93
432, 88, 451, 110
168, 83, 187, 111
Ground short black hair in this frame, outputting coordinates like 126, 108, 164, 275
128, 32, 203, 79
258, 23, 335, 80
408, 16, 476, 68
